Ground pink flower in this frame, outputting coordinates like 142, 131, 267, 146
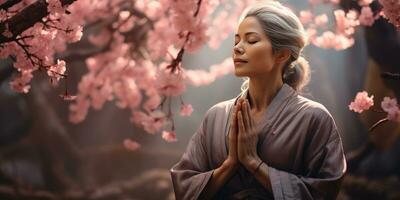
387, 108, 400, 122
66, 25, 83, 42
47, 59, 66, 82
180, 104, 193, 116
162, 130, 177, 142
314, 14, 328, 26
185, 58, 233, 87
334, 9, 359, 36
185, 21, 209, 53
47, 0, 65, 14
312, 31, 355, 50
381, 97, 398, 112
359, 6, 375, 26
312, 31, 336, 48
131, 111, 165, 134
381, 97, 400, 121
156, 63, 186, 96
207, 10, 232, 49
10, 70, 33, 93
349, 91, 374, 113
69, 96, 90, 123
144, 93, 161, 112
378, 0, 400, 30
306, 28, 317, 40
299, 10, 314, 25
123, 139, 141, 151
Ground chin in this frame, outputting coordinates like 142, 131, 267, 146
234, 68, 249, 77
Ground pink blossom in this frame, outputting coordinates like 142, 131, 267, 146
334, 9, 359, 36
162, 130, 177, 142
306, 28, 317, 41
185, 21, 209, 53
123, 139, 141, 151
144, 93, 161, 112
349, 91, 374, 113
207, 10, 233, 49
131, 111, 165, 134
47, 59, 66, 82
381, 97, 400, 121
185, 69, 215, 86
332, 34, 354, 50
185, 58, 233, 87
180, 104, 193, 116
69, 96, 90, 123
47, 0, 65, 14
359, 6, 375, 26
209, 58, 234, 77
378, 0, 400, 30
113, 78, 142, 109
66, 25, 83, 42
314, 14, 328, 26
299, 10, 314, 25
312, 31, 336, 48
381, 97, 398, 112
312, 31, 355, 50
156, 64, 186, 96
10, 70, 33, 93
387, 108, 400, 122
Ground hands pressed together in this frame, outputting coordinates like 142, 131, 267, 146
225, 98, 264, 174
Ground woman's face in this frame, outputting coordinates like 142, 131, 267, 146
232, 16, 278, 78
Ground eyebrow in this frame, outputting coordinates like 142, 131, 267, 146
234, 32, 260, 37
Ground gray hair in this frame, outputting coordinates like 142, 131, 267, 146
238, 0, 310, 92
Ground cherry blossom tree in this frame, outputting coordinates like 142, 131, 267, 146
0, 0, 399, 146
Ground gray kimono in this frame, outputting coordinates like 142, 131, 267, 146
170, 84, 347, 200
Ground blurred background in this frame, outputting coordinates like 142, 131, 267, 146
0, 0, 399, 199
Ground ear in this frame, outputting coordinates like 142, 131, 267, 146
274, 49, 291, 65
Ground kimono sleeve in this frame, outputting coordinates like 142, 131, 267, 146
170, 109, 216, 200
268, 109, 347, 200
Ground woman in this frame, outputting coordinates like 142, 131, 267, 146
170, 1, 347, 199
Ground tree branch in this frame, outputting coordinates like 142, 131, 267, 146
0, 0, 77, 44
0, 0, 22, 10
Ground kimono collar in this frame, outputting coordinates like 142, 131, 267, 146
234, 83, 296, 121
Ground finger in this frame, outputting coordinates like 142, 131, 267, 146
231, 108, 237, 132
243, 100, 251, 130
236, 100, 242, 113
238, 111, 245, 135
245, 100, 254, 128
241, 101, 249, 130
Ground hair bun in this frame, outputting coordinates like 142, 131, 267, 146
283, 56, 310, 91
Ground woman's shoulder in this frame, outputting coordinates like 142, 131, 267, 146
294, 95, 340, 143
295, 94, 334, 120
206, 98, 236, 116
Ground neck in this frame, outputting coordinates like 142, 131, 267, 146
247, 74, 283, 112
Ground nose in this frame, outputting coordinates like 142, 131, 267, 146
233, 44, 244, 54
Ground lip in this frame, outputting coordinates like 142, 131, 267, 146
234, 61, 247, 65
233, 58, 248, 65
233, 58, 248, 63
